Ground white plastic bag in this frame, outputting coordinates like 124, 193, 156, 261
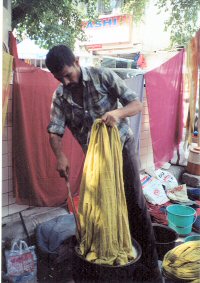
154, 169, 178, 190
167, 184, 190, 202
5, 240, 37, 283
140, 174, 169, 205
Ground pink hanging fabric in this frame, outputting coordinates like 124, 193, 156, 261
145, 50, 184, 168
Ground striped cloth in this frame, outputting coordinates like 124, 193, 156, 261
78, 119, 135, 265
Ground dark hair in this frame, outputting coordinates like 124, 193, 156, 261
45, 45, 75, 73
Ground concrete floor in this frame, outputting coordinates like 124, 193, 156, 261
2, 205, 199, 283
2, 195, 200, 282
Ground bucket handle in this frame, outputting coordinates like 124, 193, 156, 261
167, 212, 197, 229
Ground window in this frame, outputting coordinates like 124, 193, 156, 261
97, 0, 124, 14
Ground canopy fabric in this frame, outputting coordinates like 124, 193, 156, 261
13, 58, 85, 206
125, 74, 144, 157
78, 120, 135, 265
145, 50, 184, 169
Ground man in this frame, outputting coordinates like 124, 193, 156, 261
46, 45, 161, 282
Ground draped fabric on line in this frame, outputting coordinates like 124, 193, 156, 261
2, 52, 13, 127
185, 29, 200, 145
13, 58, 85, 206
78, 120, 135, 265
145, 50, 184, 169
125, 74, 144, 158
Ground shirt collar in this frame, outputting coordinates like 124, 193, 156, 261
80, 67, 90, 86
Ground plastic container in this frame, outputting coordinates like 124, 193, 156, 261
152, 223, 178, 260
184, 235, 200, 242
166, 204, 196, 236
72, 238, 142, 282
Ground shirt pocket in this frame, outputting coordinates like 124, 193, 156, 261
91, 88, 110, 115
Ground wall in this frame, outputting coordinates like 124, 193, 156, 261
140, 93, 154, 171
145, 51, 178, 71
2, 0, 30, 217
2, 87, 30, 217
3, 0, 12, 48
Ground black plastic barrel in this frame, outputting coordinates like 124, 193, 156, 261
153, 223, 178, 260
72, 238, 142, 282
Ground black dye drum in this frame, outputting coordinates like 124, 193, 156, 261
72, 238, 142, 282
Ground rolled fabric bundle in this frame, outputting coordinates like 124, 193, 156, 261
162, 240, 200, 282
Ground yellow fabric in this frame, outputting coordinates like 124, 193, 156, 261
162, 241, 200, 282
78, 119, 135, 265
2, 52, 13, 127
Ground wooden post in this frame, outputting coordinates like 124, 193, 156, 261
198, 69, 200, 147
186, 69, 200, 175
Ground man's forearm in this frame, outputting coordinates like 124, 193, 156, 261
49, 133, 70, 178
49, 133, 64, 159
114, 100, 143, 119
101, 100, 143, 127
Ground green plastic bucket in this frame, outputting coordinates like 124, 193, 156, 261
166, 205, 197, 236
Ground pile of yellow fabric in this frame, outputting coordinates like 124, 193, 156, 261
162, 241, 200, 282
78, 119, 135, 265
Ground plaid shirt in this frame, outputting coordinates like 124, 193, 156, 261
47, 66, 138, 152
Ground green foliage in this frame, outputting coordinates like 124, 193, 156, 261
156, 0, 200, 47
12, 0, 97, 49
123, 0, 149, 22
12, 0, 200, 50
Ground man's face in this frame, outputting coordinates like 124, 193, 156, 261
53, 60, 81, 88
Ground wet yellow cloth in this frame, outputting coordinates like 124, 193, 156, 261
78, 119, 135, 265
162, 241, 200, 282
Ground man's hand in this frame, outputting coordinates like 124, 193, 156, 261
101, 101, 143, 127
57, 153, 70, 180
49, 133, 70, 180
101, 111, 119, 127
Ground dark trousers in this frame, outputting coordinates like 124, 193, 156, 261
122, 136, 158, 270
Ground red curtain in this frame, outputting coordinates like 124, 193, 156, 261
145, 50, 184, 169
13, 59, 85, 206
9, 32, 18, 60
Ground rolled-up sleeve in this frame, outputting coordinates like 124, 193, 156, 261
47, 91, 66, 136
102, 69, 138, 106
